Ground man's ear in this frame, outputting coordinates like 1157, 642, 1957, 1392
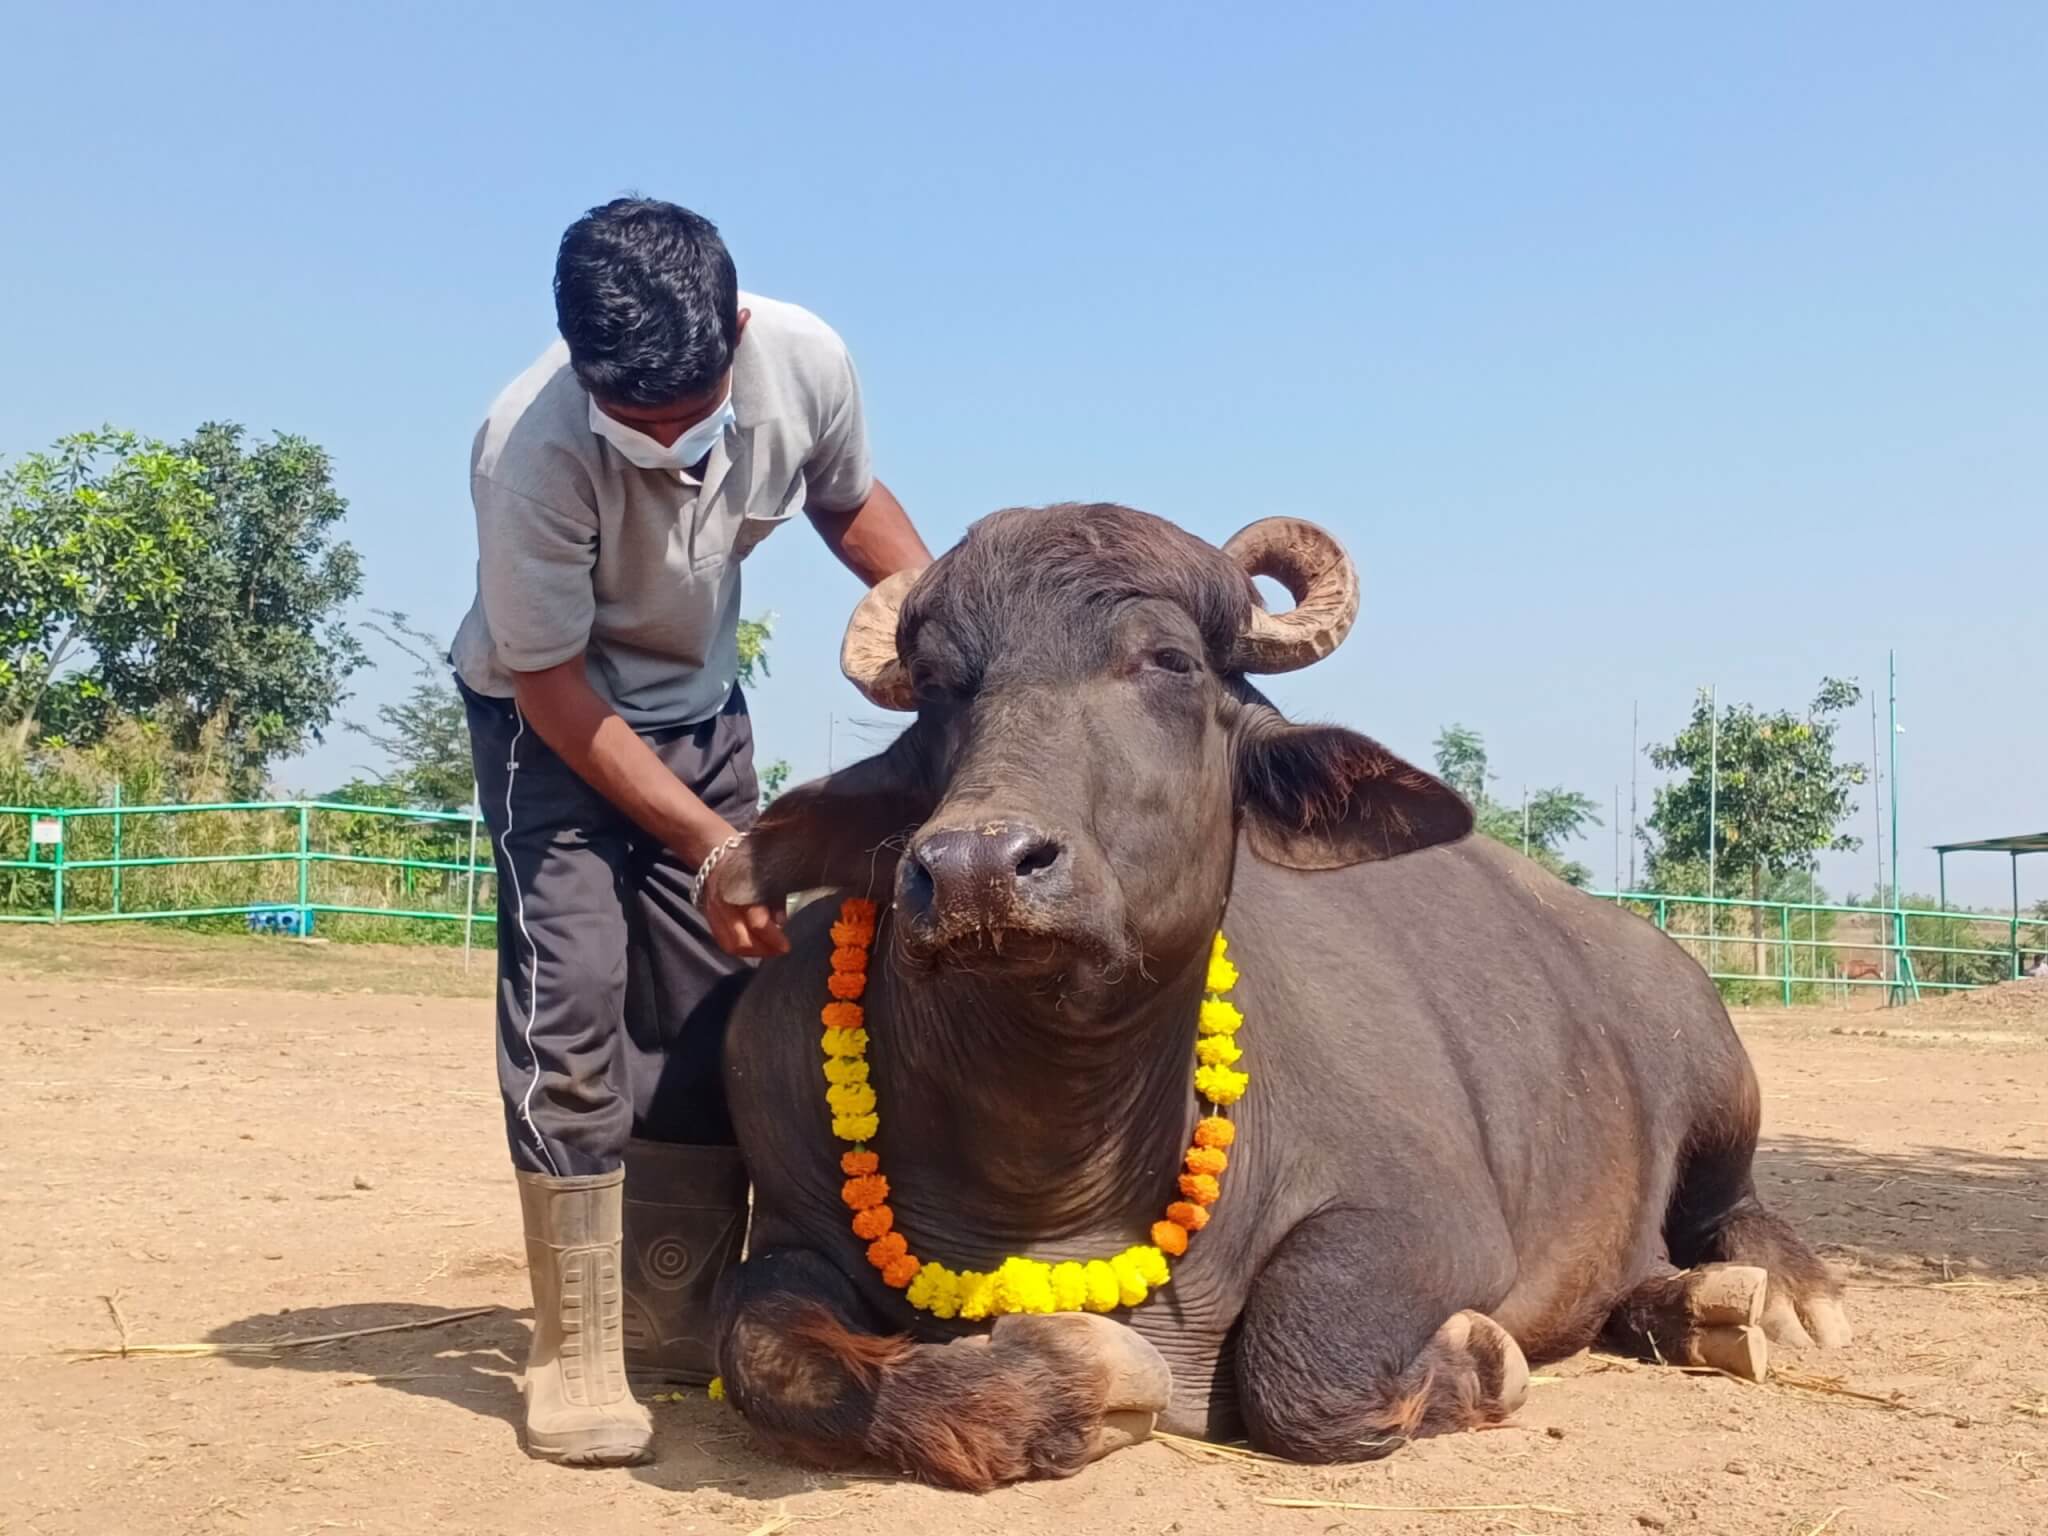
1234, 708, 1473, 871
720, 731, 936, 907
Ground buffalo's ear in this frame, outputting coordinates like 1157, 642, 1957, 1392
719, 730, 938, 907
1234, 712, 1473, 870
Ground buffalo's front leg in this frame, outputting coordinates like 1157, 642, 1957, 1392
1236, 1208, 1529, 1461
717, 1249, 1172, 1491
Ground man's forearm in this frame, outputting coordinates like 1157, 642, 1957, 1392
511, 657, 734, 867
808, 477, 931, 586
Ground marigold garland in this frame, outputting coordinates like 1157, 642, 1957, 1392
817, 898, 1248, 1318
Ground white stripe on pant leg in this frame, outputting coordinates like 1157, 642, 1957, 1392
501, 705, 561, 1177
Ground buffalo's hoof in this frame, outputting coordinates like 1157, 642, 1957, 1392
990, 1312, 1174, 1461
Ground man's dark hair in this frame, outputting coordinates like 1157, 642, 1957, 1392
554, 199, 740, 407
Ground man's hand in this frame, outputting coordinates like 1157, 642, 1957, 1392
512, 659, 788, 959
700, 853, 791, 959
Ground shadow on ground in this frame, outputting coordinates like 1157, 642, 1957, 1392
1756, 1133, 2046, 1279
203, 1302, 853, 1499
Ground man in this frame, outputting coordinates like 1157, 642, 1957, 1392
452, 199, 930, 1466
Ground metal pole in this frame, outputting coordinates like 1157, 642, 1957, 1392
463, 787, 481, 973
52, 812, 65, 923
1613, 784, 1621, 891
296, 802, 312, 936
1521, 786, 1529, 858
2015, 851, 2024, 980
1870, 687, 1883, 905
111, 782, 123, 916
1888, 650, 1905, 1000
1707, 687, 1718, 970
1628, 701, 1638, 891
1781, 902, 1793, 1007
1938, 850, 1949, 988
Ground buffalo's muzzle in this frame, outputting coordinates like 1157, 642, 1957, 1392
898, 819, 1071, 937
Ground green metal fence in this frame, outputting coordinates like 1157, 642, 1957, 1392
1591, 889, 2048, 1005
0, 797, 495, 947
3, 798, 2043, 1004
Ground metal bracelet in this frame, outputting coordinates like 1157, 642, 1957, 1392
693, 832, 747, 911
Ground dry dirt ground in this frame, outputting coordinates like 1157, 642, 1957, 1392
2, 927, 2044, 1536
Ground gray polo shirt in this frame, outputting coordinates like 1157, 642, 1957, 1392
451, 292, 873, 727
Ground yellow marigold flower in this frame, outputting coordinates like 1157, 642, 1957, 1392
821, 1001, 863, 1031
1110, 1253, 1150, 1308
1193, 1116, 1235, 1150
907, 1262, 959, 1318
1197, 998, 1243, 1035
1126, 1245, 1171, 1288
1195, 1063, 1249, 1105
821, 1026, 868, 1058
1082, 1260, 1121, 1313
994, 1256, 1056, 1315
1151, 1220, 1188, 1256
826, 1081, 878, 1117
1212, 932, 1228, 958
1050, 1261, 1089, 1312
1205, 954, 1239, 993
707, 1376, 726, 1402
822, 1056, 870, 1086
1185, 1145, 1228, 1178
832, 1113, 880, 1142
1195, 1035, 1243, 1067
958, 1270, 1001, 1321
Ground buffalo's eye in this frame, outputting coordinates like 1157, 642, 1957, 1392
1148, 647, 1198, 675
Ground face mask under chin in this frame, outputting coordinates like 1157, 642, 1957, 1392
588, 392, 735, 472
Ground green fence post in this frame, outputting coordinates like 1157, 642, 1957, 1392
51, 812, 66, 922
1780, 903, 1793, 1007
1656, 898, 1668, 931
111, 783, 123, 916
296, 803, 312, 934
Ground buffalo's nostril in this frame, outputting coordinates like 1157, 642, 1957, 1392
1013, 839, 1062, 879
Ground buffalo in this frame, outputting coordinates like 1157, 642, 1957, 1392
705, 503, 1849, 1490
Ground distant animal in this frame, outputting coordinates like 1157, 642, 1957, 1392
708, 503, 1852, 1490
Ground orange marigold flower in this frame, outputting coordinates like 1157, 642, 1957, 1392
842, 898, 878, 925
867, 1232, 910, 1268
1184, 1145, 1228, 1178
1177, 1173, 1221, 1206
830, 944, 869, 974
830, 919, 876, 948
1151, 1220, 1190, 1257
840, 1150, 879, 1176
851, 1205, 894, 1240
881, 1254, 921, 1289
1193, 1116, 1235, 1150
821, 1001, 864, 1031
827, 971, 867, 1001
841, 1173, 890, 1211
1166, 1200, 1210, 1231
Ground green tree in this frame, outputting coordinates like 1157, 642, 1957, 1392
343, 612, 473, 810
0, 430, 210, 748
1644, 679, 1866, 967
736, 611, 791, 805
1432, 724, 1601, 886
94, 423, 366, 787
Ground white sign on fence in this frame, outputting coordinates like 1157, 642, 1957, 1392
30, 818, 63, 846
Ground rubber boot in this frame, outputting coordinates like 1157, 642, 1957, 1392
620, 1139, 750, 1388
516, 1169, 654, 1466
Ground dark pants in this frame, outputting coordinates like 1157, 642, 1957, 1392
463, 682, 759, 1177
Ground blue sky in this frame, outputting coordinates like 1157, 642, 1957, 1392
2, 3, 2042, 905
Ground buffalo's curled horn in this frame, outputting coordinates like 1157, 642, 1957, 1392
1224, 517, 1360, 673
840, 567, 921, 710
